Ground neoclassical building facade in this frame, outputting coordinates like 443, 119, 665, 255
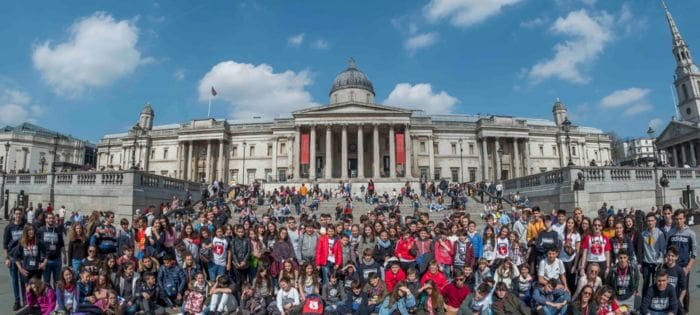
96, 61, 611, 184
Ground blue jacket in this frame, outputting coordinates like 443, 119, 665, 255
468, 232, 483, 258
378, 294, 417, 315
55, 285, 79, 313
667, 226, 697, 268
157, 264, 186, 298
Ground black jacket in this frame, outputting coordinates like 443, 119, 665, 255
3, 221, 25, 257
231, 236, 252, 268
38, 224, 64, 260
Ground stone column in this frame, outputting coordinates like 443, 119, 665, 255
495, 138, 501, 180
681, 143, 687, 165
481, 138, 488, 181
272, 137, 278, 181
341, 124, 348, 180
428, 136, 435, 180
389, 125, 396, 178
205, 140, 212, 182
325, 125, 332, 179
691, 141, 698, 167
513, 138, 520, 177
357, 124, 364, 179
293, 126, 300, 179
188, 141, 194, 180
373, 123, 380, 178
122, 147, 126, 169
310, 125, 317, 180
218, 140, 224, 180
143, 142, 150, 171
176, 142, 182, 178
672, 146, 679, 167
558, 137, 565, 167
404, 124, 411, 178
524, 139, 531, 175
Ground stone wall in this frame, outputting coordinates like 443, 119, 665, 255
0, 171, 203, 220
503, 167, 700, 216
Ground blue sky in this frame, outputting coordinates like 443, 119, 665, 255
0, 0, 698, 142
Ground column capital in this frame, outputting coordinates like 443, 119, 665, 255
325, 123, 333, 129
356, 123, 364, 127
372, 122, 379, 127
341, 123, 348, 129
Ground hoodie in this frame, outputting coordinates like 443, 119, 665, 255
359, 257, 382, 284
453, 238, 475, 268
300, 231, 319, 259
373, 239, 395, 265
322, 280, 346, 304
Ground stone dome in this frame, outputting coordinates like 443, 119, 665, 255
329, 58, 375, 96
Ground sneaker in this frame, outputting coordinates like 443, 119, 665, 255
13, 302, 20, 311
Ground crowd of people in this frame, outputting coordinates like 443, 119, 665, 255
1, 179, 697, 315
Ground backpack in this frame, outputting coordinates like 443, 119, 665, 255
302, 294, 324, 315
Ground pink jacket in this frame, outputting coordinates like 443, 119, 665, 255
26, 286, 57, 315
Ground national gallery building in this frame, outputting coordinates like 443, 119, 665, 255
96, 60, 611, 184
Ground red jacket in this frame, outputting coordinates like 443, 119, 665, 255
384, 268, 406, 293
315, 235, 343, 268
434, 239, 454, 265
420, 270, 448, 290
395, 237, 417, 261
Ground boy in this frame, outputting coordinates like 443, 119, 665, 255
136, 272, 165, 315
661, 246, 687, 312
640, 269, 678, 315
322, 272, 346, 313
606, 251, 639, 310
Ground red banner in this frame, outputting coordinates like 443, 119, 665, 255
300, 133, 310, 164
395, 132, 405, 164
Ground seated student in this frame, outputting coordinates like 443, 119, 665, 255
268, 277, 301, 315
492, 281, 529, 315
157, 253, 186, 307
182, 271, 209, 315
458, 282, 491, 315
537, 248, 567, 291
378, 281, 417, 315
592, 286, 621, 315
364, 272, 389, 313
238, 284, 266, 315
404, 268, 422, 297
570, 284, 596, 315
322, 272, 346, 313
343, 280, 370, 315
641, 270, 678, 315
442, 270, 472, 314
532, 279, 570, 315
17, 277, 56, 315
512, 264, 533, 307
605, 251, 638, 311
135, 272, 166, 315
209, 275, 239, 314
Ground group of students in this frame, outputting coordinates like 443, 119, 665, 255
1, 182, 698, 315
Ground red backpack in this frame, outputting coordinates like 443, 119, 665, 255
302, 294, 324, 315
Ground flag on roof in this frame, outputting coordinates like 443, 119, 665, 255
211, 86, 217, 96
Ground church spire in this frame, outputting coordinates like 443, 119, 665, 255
662, 0, 695, 72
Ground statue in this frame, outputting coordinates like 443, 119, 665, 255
573, 171, 585, 191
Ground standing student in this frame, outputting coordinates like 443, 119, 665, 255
667, 209, 696, 314
640, 212, 665, 298
4, 208, 26, 310
640, 270, 678, 315
14, 225, 47, 292
579, 218, 611, 278
38, 212, 64, 286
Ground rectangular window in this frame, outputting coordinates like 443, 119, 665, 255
552, 145, 557, 156
264, 168, 272, 181
231, 169, 239, 181
163, 148, 168, 160
247, 169, 256, 183
469, 143, 474, 155
267, 145, 272, 157
434, 143, 439, 155
278, 168, 287, 182
249, 146, 255, 157
571, 146, 577, 156
468, 167, 477, 182
232, 146, 238, 158
451, 167, 459, 182
434, 167, 441, 180
451, 143, 457, 155
150, 149, 156, 159
539, 145, 544, 156
280, 143, 286, 155
419, 167, 428, 179
420, 142, 426, 153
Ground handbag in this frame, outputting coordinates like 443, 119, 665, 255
184, 291, 205, 313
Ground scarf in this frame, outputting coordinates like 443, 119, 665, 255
377, 239, 392, 248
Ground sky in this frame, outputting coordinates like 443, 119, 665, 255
0, 0, 698, 143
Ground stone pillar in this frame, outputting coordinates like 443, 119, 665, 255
691, 141, 698, 167
428, 136, 435, 180
287, 136, 293, 175
293, 126, 300, 179
481, 138, 488, 181
389, 125, 396, 178
513, 138, 520, 177
310, 125, 317, 180
325, 125, 332, 179
143, 142, 150, 171
558, 137, 566, 167
341, 124, 348, 180
205, 140, 212, 182
218, 140, 224, 181
357, 124, 364, 179
681, 143, 687, 165
495, 138, 501, 180
272, 137, 278, 181
176, 142, 182, 179
672, 146, 679, 167
188, 141, 194, 180
373, 123, 380, 178
404, 124, 411, 178
524, 139, 531, 175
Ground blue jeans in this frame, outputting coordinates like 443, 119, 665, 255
321, 261, 334, 284
9, 259, 25, 305
641, 262, 659, 299
72, 259, 82, 278
44, 258, 62, 286
541, 291, 570, 315
208, 264, 226, 281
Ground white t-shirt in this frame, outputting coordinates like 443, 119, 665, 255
581, 234, 610, 263
495, 237, 510, 259
482, 240, 495, 261
212, 237, 229, 267
538, 258, 565, 281
328, 238, 336, 263
559, 232, 581, 263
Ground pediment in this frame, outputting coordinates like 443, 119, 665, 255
657, 121, 700, 145
293, 102, 413, 117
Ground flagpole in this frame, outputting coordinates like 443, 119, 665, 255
208, 93, 212, 118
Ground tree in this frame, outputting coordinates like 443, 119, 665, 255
606, 131, 624, 164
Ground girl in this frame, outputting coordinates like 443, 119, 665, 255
102, 255, 119, 285
512, 264, 533, 306
298, 263, 321, 299
493, 257, 519, 290
278, 259, 299, 288
183, 272, 208, 315
493, 226, 511, 267
593, 286, 621, 315
249, 229, 263, 284
253, 267, 274, 306
561, 217, 581, 292
416, 279, 444, 315
209, 227, 231, 281
610, 221, 635, 265
481, 226, 496, 267
434, 231, 454, 281
94, 289, 120, 315
146, 219, 165, 258
263, 222, 278, 249
182, 253, 200, 285
19, 277, 56, 315
474, 258, 492, 289
579, 217, 592, 237
571, 284, 596, 315
602, 215, 616, 239
271, 228, 296, 281
55, 267, 79, 313
373, 230, 395, 270
15, 225, 46, 284
357, 226, 377, 260
378, 281, 417, 315
68, 222, 88, 277
508, 231, 525, 268
199, 228, 212, 275
395, 231, 417, 271
492, 281, 528, 315
579, 218, 611, 278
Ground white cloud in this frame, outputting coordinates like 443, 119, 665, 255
649, 118, 663, 131
288, 33, 304, 47
0, 88, 43, 126
198, 60, 316, 118
623, 103, 652, 116
174, 69, 186, 81
32, 12, 146, 96
310, 39, 329, 50
527, 10, 613, 84
520, 17, 548, 29
424, 0, 523, 27
600, 87, 650, 108
404, 32, 438, 53
384, 83, 459, 114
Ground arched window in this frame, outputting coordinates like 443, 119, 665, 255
682, 84, 689, 100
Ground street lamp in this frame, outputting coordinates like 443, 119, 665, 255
497, 147, 504, 180
458, 138, 464, 183
131, 137, 138, 170
241, 141, 247, 185
40, 156, 46, 173
49, 133, 59, 206
647, 126, 657, 166
2, 141, 9, 220
562, 117, 574, 166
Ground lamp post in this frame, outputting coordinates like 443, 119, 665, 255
458, 138, 464, 183
131, 137, 138, 170
49, 133, 59, 206
2, 141, 9, 220
40, 156, 46, 173
562, 117, 574, 166
647, 126, 657, 166
242, 141, 247, 185
660, 174, 669, 205
497, 147, 504, 180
